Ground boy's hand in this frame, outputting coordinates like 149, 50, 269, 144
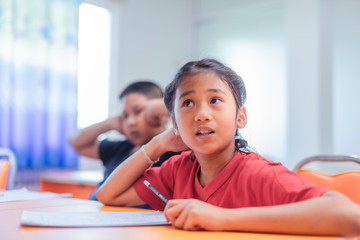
164, 199, 227, 231
145, 99, 170, 127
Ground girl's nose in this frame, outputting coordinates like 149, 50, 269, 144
194, 105, 211, 122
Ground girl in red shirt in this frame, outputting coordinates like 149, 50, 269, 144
97, 59, 360, 237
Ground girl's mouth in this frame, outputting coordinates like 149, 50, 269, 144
196, 130, 214, 136
195, 126, 215, 137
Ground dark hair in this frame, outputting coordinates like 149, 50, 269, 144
119, 81, 163, 100
164, 58, 248, 151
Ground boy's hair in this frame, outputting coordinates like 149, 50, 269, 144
164, 58, 248, 151
119, 81, 163, 100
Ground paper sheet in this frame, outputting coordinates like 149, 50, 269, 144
21, 210, 170, 227
0, 188, 72, 202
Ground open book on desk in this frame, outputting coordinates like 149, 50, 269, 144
21, 210, 170, 227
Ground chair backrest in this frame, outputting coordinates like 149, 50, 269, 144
0, 148, 17, 190
0, 160, 10, 190
294, 155, 360, 205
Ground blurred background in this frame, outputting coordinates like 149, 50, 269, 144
1, 0, 359, 190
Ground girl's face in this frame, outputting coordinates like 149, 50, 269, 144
173, 73, 246, 157
121, 93, 164, 146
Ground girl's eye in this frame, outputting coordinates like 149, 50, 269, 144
182, 99, 194, 107
210, 98, 222, 104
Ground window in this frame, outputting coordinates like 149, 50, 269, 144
77, 3, 111, 128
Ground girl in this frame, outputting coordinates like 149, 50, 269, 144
97, 59, 360, 236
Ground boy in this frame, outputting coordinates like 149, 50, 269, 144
69, 81, 172, 200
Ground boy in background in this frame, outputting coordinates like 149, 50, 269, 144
69, 81, 172, 200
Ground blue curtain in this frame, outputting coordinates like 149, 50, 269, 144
0, 0, 80, 168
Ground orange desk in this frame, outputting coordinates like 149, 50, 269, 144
0, 197, 346, 240
39, 170, 103, 199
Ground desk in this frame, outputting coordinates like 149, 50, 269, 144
39, 170, 103, 199
0, 197, 348, 240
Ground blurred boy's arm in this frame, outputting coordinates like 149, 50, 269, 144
69, 116, 123, 159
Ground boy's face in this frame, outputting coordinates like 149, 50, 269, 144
120, 93, 164, 146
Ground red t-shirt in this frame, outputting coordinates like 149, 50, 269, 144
133, 151, 329, 210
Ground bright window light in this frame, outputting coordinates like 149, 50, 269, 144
77, 3, 111, 128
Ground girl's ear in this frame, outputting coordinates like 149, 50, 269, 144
171, 116, 179, 133
237, 106, 247, 129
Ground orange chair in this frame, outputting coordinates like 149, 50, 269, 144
294, 155, 360, 205
0, 148, 17, 190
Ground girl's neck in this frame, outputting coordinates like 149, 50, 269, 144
195, 147, 236, 187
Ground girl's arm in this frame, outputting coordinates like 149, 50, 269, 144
96, 128, 188, 206
164, 191, 360, 237
69, 116, 123, 159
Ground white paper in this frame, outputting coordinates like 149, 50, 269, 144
0, 188, 72, 202
21, 210, 170, 227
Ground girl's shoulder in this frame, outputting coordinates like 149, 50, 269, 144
234, 152, 292, 185
236, 151, 284, 169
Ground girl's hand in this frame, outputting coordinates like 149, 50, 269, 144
164, 199, 227, 231
156, 128, 189, 153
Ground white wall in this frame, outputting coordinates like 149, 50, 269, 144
109, 0, 193, 117
333, 0, 360, 157
92, 0, 360, 170
194, 0, 287, 165
193, 0, 360, 169
285, 0, 323, 168
286, 0, 360, 169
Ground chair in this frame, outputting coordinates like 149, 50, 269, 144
0, 148, 17, 190
294, 155, 360, 205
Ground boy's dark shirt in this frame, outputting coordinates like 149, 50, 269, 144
88, 139, 177, 202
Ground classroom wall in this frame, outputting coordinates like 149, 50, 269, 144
286, 0, 360, 168
97, 0, 360, 170
286, 0, 323, 168
194, 0, 287, 165
191, 0, 360, 169
108, 0, 193, 117
332, 0, 360, 157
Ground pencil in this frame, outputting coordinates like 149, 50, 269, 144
143, 180, 168, 203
